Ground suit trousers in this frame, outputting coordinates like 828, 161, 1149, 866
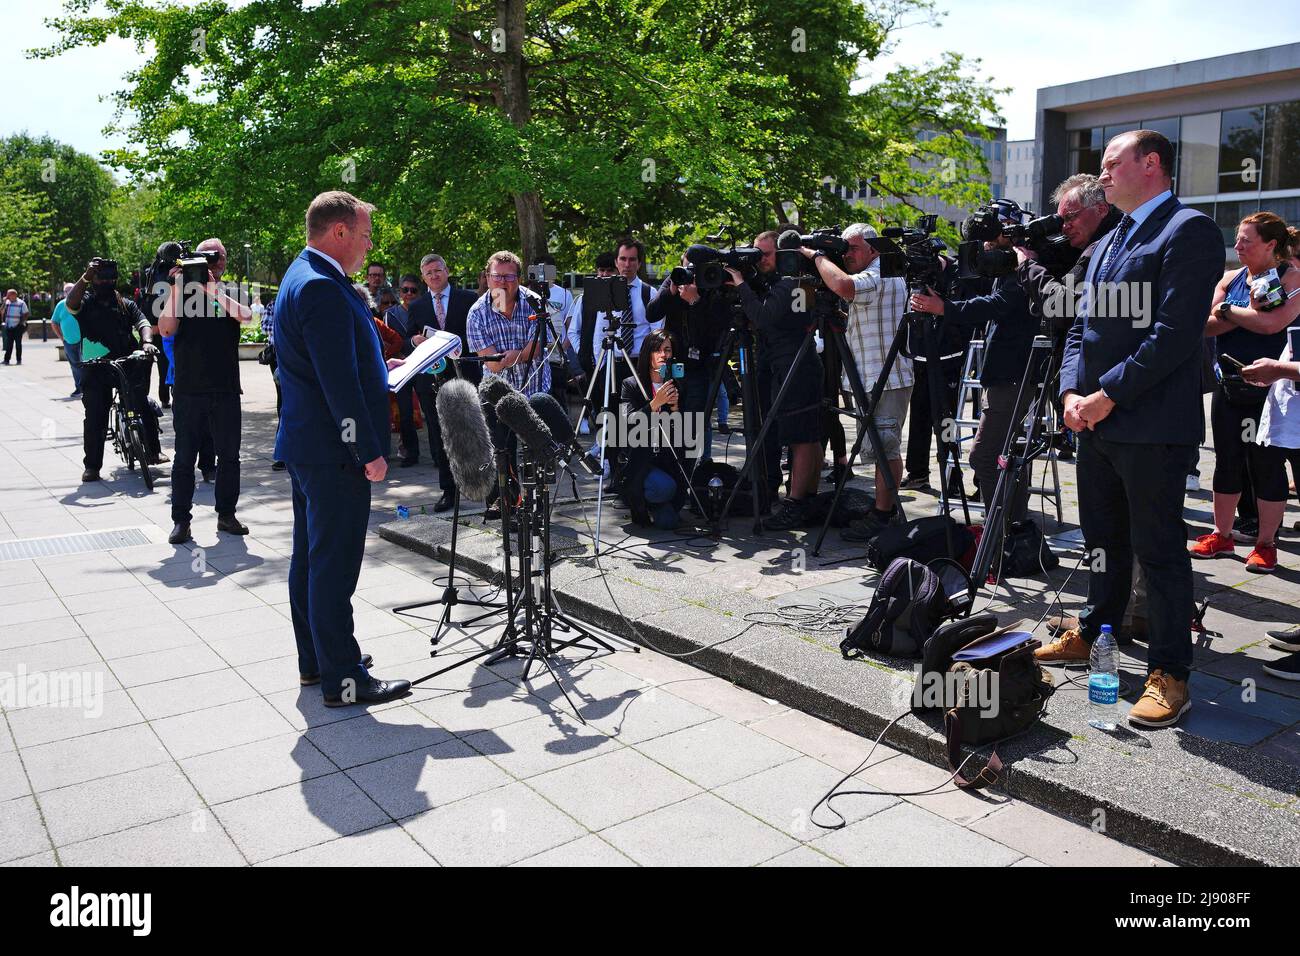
395, 383, 420, 462
414, 378, 454, 493
1076, 432, 1193, 680
171, 392, 241, 522
287, 462, 372, 697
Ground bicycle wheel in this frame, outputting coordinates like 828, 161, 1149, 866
130, 430, 154, 490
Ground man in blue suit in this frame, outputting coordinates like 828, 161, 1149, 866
1038, 130, 1225, 728
274, 190, 411, 707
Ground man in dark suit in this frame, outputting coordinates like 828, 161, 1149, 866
274, 190, 411, 707
1038, 130, 1225, 729
404, 252, 479, 511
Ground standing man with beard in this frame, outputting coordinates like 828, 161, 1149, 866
274, 191, 410, 708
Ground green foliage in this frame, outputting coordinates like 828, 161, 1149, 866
39, 0, 1005, 278
0, 133, 116, 284
0, 171, 59, 291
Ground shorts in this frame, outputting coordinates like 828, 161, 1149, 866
767, 348, 823, 446
858, 385, 912, 464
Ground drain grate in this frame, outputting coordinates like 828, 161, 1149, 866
0, 527, 152, 562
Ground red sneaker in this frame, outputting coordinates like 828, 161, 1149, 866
1246, 543, 1277, 574
1189, 532, 1234, 559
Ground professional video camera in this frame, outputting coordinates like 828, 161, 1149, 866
671, 242, 763, 291
867, 214, 949, 290
774, 227, 850, 281
88, 257, 120, 281
149, 240, 221, 290
958, 203, 1077, 279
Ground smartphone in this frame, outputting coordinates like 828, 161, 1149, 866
1288, 326, 1300, 361
1220, 353, 1246, 371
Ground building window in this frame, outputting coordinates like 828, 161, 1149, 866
1069, 127, 1102, 176
1218, 106, 1264, 193
1216, 198, 1262, 248
1103, 122, 1140, 144
1179, 112, 1220, 197
1264, 100, 1300, 191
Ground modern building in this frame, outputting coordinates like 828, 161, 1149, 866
1034, 43, 1300, 255
824, 126, 1007, 229
1004, 139, 1036, 210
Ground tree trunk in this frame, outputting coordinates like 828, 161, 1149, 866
498, 0, 547, 263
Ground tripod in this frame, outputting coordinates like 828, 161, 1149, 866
812, 305, 973, 556
966, 335, 1059, 595
409, 448, 620, 723
713, 282, 894, 537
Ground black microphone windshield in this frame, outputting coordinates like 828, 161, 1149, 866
777, 229, 802, 250
528, 393, 575, 447
496, 392, 561, 460
685, 244, 721, 266
478, 372, 516, 409
435, 380, 497, 500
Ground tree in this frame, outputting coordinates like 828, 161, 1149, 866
0, 172, 59, 292
0, 134, 116, 286
39, 0, 1003, 277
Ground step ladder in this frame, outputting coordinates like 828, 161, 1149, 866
937, 336, 1063, 524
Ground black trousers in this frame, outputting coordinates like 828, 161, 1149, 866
3, 326, 25, 363
414, 378, 454, 493
156, 348, 171, 405
81, 364, 160, 471
1076, 433, 1194, 681
905, 359, 961, 479
171, 391, 241, 522
395, 383, 420, 462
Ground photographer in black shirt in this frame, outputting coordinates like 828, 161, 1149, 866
65, 258, 163, 482
648, 253, 732, 457
159, 238, 253, 544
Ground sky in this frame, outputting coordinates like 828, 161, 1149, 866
7, 0, 1300, 166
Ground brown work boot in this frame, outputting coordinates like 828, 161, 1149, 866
1034, 627, 1090, 664
1127, 670, 1191, 728
1046, 613, 1079, 636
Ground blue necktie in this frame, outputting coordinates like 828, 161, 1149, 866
1098, 215, 1135, 284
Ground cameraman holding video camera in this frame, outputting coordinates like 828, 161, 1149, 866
159, 238, 253, 544
65, 257, 163, 482
909, 200, 1038, 522
734, 237, 824, 531
649, 252, 732, 457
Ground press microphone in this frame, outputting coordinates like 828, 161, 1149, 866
479, 373, 517, 449
777, 229, 803, 250
435, 379, 497, 501
528, 393, 575, 449
496, 391, 563, 461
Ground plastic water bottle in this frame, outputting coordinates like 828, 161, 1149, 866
1087, 625, 1119, 731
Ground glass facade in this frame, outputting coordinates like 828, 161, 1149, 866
1064, 97, 1300, 247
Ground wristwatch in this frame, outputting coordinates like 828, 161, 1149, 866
1216, 300, 1233, 320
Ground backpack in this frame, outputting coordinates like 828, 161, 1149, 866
866, 514, 974, 571
802, 488, 875, 528
840, 557, 971, 660
914, 614, 1055, 789
1000, 519, 1059, 578
690, 460, 755, 521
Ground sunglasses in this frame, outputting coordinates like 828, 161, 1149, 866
400, 286, 419, 293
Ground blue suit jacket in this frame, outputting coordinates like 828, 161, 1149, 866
273, 249, 391, 465
1059, 195, 1224, 445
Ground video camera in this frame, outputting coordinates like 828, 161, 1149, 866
958, 203, 1076, 279
151, 240, 221, 289
775, 227, 849, 281
671, 243, 763, 291
866, 215, 948, 290
88, 257, 120, 282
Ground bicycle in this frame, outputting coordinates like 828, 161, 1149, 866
82, 350, 158, 491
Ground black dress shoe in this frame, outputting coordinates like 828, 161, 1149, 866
201, 469, 215, 483
323, 674, 411, 707
301, 654, 373, 686
168, 522, 192, 545
81, 469, 100, 482
271, 460, 286, 471
216, 514, 249, 535
434, 492, 454, 513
